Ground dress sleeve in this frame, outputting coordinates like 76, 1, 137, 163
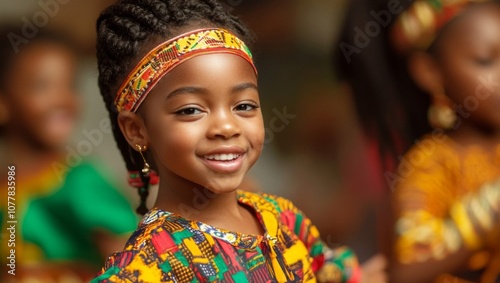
393, 142, 500, 264
91, 250, 151, 283
64, 162, 139, 235
393, 142, 460, 264
273, 195, 361, 283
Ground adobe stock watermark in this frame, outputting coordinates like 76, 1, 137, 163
178, 187, 218, 219
264, 106, 297, 145
384, 74, 500, 191
51, 117, 112, 181
7, 0, 70, 53
339, 0, 408, 64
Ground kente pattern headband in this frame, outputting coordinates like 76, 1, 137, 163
114, 28, 257, 112
391, 0, 489, 54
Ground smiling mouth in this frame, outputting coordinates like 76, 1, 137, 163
203, 153, 241, 161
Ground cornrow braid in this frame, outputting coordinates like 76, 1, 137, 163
96, 0, 252, 214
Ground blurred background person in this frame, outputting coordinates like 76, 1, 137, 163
0, 25, 138, 282
334, 0, 500, 282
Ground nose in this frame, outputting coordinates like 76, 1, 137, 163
207, 108, 241, 140
51, 87, 77, 108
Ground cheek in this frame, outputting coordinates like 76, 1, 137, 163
243, 116, 265, 149
444, 66, 500, 125
479, 92, 500, 123
442, 65, 486, 103
150, 120, 204, 159
7, 91, 46, 130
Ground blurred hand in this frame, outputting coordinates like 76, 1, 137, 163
361, 254, 388, 283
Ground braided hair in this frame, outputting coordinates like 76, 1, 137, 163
96, 0, 252, 214
332, 0, 431, 170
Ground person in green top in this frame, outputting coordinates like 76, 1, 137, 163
0, 25, 138, 282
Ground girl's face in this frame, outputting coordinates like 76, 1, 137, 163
1, 42, 79, 148
434, 2, 500, 130
137, 53, 264, 193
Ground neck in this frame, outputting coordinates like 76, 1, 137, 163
154, 173, 242, 225
447, 120, 500, 149
2, 130, 62, 171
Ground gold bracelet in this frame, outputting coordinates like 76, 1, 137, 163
450, 201, 481, 250
483, 183, 500, 212
469, 197, 493, 231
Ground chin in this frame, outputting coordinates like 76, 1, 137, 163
202, 178, 244, 195
45, 137, 72, 149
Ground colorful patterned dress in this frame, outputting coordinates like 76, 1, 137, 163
92, 191, 360, 283
393, 134, 500, 282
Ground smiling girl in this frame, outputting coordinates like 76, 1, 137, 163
91, 0, 363, 282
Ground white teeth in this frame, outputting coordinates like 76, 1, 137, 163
204, 153, 240, 161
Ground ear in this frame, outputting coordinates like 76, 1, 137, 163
407, 51, 443, 95
117, 111, 150, 148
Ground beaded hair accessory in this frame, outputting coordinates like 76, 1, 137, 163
128, 170, 159, 187
391, 0, 489, 54
114, 28, 257, 112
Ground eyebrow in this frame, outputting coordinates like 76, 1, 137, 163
232, 82, 258, 93
166, 86, 204, 99
165, 82, 258, 100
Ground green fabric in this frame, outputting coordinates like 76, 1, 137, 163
90, 266, 121, 282
20, 161, 138, 265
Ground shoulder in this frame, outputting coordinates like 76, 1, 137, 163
125, 209, 189, 248
93, 210, 189, 282
64, 159, 110, 179
237, 190, 307, 233
57, 160, 130, 204
401, 133, 459, 169
392, 134, 462, 211
237, 190, 299, 215
390, 134, 459, 190
59, 159, 131, 200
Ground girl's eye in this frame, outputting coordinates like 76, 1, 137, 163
175, 107, 202, 115
235, 103, 259, 111
475, 57, 494, 66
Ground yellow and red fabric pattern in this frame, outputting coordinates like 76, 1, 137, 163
92, 191, 360, 283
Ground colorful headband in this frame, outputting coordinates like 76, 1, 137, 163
114, 28, 257, 112
391, 0, 489, 54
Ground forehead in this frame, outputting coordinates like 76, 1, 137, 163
5, 43, 75, 88
438, 3, 500, 46
12, 43, 74, 71
152, 53, 258, 91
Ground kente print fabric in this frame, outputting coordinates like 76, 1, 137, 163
114, 28, 257, 112
92, 191, 360, 283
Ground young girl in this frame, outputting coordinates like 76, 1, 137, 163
92, 0, 363, 282
391, 1, 500, 282
336, 0, 500, 282
0, 27, 138, 282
